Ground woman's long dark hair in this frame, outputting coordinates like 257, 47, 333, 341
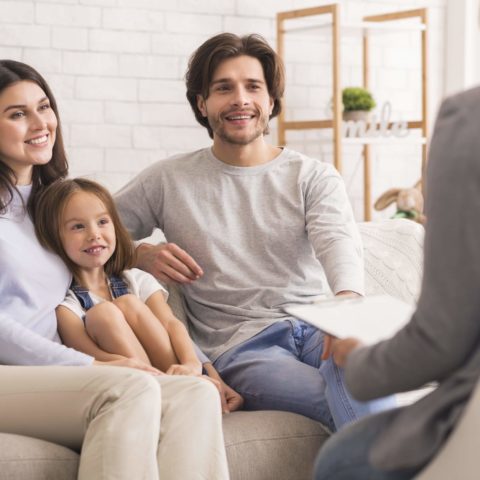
0, 60, 68, 216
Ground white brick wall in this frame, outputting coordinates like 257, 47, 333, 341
0, 0, 447, 219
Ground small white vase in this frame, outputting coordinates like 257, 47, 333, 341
342, 110, 371, 122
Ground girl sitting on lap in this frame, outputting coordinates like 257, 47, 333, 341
35, 177, 204, 376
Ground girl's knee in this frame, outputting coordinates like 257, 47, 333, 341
86, 301, 122, 318
85, 301, 125, 332
113, 294, 142, 309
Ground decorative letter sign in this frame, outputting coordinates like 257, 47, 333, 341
342, 102, 409, 139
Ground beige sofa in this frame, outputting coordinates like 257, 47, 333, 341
2, 219, 447, 480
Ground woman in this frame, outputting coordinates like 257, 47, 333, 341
0, 59, 229, 480
315, 86, 480, 479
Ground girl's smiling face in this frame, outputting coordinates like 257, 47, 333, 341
60, 191, 117, 272
0, 80, 57, 185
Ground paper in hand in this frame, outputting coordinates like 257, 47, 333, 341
284, 294, 415, 345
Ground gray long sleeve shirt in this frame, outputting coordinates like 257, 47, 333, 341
116, 147, 364, 361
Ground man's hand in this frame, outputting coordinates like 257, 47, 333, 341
320, 291, 362, 364
136, 242, 203, 284
222, 382, 244, 412
322, 337, 363, 368
201, 363, 245, 413
335, 290, 361, 298
200, 375, 244, 414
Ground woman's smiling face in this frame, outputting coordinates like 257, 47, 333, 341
0, 80, 57, 185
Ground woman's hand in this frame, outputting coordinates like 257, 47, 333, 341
94, 357, 163, 375
322, 337, 363, 368
166, 361, 202, 376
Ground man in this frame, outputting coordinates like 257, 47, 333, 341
314, 87, 480, 478
116, 33, 393, 431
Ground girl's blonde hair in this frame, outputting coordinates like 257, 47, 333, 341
34, 178, 136, 282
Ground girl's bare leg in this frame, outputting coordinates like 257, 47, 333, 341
113, 295, 178, 371
85, 302, 151, 365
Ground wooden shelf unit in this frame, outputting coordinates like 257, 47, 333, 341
276, 4, 429, 220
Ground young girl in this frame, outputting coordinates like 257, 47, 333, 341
34, 177, 205, 376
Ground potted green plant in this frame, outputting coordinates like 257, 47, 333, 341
342, 87, 376, 121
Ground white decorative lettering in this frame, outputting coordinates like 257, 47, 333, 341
341, 101, 410, 138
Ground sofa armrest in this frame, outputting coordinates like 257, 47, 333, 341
360, 219, 424, 304
414, 380, 480, 480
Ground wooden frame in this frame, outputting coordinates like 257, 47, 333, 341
277, 4, 342, 172
276, 5, 428, 220
363, 9, 428, 218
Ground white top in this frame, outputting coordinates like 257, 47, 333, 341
0, 185, 93, 366
116, 147, 364, 361
61, 268, 168, 319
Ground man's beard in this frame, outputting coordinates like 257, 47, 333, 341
208, 109, 270, 146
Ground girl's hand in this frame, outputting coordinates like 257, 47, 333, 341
166, 361, 202, 376
94, 358, 163, 375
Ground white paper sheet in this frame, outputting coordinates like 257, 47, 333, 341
284, 294, 415, 345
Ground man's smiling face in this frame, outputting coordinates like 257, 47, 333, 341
196, 55, 274, 147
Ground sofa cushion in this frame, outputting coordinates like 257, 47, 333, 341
0, 433, 78, 480
224, 410, 329, 480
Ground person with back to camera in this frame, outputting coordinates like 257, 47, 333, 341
33, 176, 244, 412
115, 33, 397, 433
0, 59, 230, 480
314, 85, 480, 479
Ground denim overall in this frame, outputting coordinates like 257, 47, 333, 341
70, 275, 129, 312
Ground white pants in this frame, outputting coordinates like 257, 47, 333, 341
0, 366, 229, 480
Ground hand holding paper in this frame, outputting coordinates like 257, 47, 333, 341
322, 335, 363, 367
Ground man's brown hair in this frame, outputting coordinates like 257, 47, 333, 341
34, 178, 136, 283
185, 33, 285, 138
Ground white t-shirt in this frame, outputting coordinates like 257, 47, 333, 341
61, 268, 168, 320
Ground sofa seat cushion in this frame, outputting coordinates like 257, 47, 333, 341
223, 410, 329, 480
0, 433, 78, 480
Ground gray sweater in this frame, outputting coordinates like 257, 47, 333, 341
346, 86, 480, 470
116, 147, 364, 360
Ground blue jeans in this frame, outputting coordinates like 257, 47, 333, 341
213, 319, 396, 431
314, 408, 422, 479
